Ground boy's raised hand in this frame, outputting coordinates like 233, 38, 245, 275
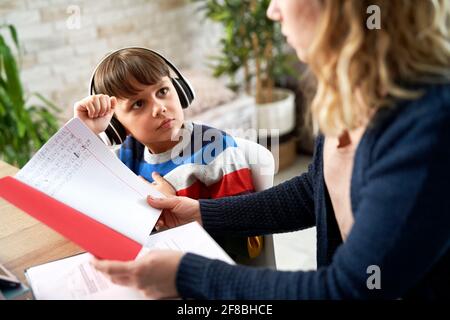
74, 94, 117, 134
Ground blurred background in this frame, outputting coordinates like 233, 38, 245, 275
0, 0, 316, 271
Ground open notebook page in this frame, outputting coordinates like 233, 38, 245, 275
15, 117, 164, 245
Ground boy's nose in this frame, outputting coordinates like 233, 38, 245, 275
152, 104, 167, 117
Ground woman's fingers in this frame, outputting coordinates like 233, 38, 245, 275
109, 275, 133, 287
146, 195, 179, 210
91, 258, 133, 276
155, 219, 167, 231
156, 219, 166, 228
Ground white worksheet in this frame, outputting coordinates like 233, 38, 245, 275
15, 118, 164, 245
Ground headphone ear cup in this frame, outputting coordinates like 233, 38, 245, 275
105, 116, 127, 145
171, 78, 191, 109
178, 78, 194, 103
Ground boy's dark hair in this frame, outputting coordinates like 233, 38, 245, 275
93, 48, 170, 99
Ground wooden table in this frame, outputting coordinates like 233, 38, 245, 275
0, 160, 83, 295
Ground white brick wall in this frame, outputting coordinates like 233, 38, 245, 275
0, 0, 222, 121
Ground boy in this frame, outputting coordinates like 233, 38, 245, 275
73, 47, 262, 261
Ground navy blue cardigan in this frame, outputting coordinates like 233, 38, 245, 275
176, 83, 450, 299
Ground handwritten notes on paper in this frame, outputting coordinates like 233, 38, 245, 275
17, 127, 93, 197
16, 118, 163, 244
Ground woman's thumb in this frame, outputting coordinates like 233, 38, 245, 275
147, 195, 178, 209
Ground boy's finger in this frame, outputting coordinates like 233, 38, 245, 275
152, 172, 165, 184
74, 101, 88, 114
110, 96, 117, 109
86, 102, 95, 118
100, 95, 109, 116
92, 96, 101, 117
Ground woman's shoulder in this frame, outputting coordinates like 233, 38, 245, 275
362, 82, 450, 162
367, 83, 449, 138
373, 82, 449, 127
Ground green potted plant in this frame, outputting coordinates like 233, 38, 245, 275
194, 0, 298, 170
0, 25, 60, 168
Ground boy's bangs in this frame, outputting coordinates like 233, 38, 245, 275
93, 49, 170, 99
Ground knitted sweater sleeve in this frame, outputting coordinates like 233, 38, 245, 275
199, 164, 317, 237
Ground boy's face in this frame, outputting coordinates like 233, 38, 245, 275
114, 76, 185, 147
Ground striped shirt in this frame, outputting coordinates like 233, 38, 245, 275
119, 121, 255, 198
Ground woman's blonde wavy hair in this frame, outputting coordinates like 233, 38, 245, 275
308, 0, 450, 136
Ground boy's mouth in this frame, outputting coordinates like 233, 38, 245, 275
158, 118, 175, 130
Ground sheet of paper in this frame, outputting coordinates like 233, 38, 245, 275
26, 253, 146, 300
15, 118, 164, 245
140, 222, 235, 265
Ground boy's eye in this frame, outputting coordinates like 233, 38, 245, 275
132, 100, 144, 109
157, 87, 169, 98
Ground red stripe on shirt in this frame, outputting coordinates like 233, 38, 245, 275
176, 180, 209, 199
176, 168, 254, 199
209, 168, 254, 199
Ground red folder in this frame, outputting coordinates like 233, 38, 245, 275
0, 176, 142, 261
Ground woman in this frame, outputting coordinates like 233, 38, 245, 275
92, 0, 450, 299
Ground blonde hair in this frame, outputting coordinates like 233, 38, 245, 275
308, 0, 450, 136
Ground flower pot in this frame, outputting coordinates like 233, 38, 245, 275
256, 87, 296, 138
256, 88, 297, 172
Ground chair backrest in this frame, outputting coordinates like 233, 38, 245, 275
234, 138, 275, 191
234, 138, 277, 269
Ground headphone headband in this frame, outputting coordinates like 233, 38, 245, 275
88, 46, 195, 103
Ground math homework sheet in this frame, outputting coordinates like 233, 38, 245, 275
15, 118, 164, 245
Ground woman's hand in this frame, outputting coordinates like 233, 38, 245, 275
91, 250, 183, 299
74, 94, 117, 134
140, 172, 176, 197
147, 194, 202, 231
